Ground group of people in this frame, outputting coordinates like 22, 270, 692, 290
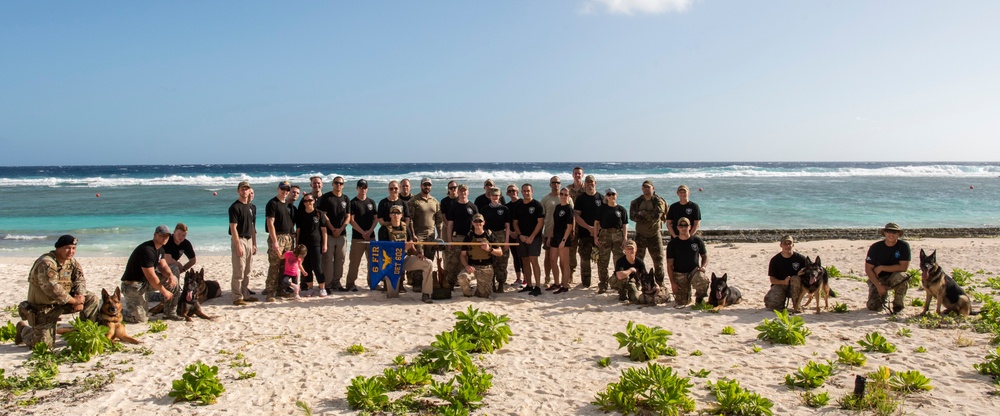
13, 166, 917, 348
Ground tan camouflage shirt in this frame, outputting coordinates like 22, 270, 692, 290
629, 194, 667, 237
27, 251, 85, 306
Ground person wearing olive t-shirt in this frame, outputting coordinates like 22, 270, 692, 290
121, 225, 182, 323
765, 235, 808, 311
666, 217, 708, 307
865, 223, 911, 313
378, 205, 435, 303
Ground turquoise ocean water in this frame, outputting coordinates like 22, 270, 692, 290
1, 162, 998, 256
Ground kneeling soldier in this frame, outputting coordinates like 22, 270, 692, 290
379, 205, 435, 303
16, 235, 100, 348
458, 214, 502, 298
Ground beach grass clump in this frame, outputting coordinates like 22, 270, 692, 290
835, 345, 867, 367
613, 321, 673, 362
690, 350, 703, 356
801, 391, 829, 408
380, 364, 432, 390
346, 375, 389, 411
832, 302, 848, 313
168, 361, 225, 405
951, 268, 974, 287
689, 368, 711, 378
592, 363, 695, 415
597, 357, 611, 368
721, 326, 736, 335
858, 332, 896, 353
974, 346, 1000, 379
453, 306, 513, 353
346, 344, 366, 355
0, 320, 17, 342
706, 378, 774, 415
147, 320, 168, 333
910, 297, 925, 307
784, 360, 834, 389
62, 317, 115, 362
896, 327, 912, 338
755, 310, 811, 346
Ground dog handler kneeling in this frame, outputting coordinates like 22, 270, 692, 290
15, 235, 100, 348
764, 235, 807, 311
865, 223, 911, 313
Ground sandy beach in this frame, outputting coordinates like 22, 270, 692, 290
2, 237, 999, 415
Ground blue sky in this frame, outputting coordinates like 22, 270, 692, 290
2, 0, 998, 165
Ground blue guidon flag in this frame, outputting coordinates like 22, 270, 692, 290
368, 241, 405, 290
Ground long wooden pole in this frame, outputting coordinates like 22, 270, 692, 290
362, 240, 519, 246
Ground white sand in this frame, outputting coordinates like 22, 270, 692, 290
2, 237, 999, 415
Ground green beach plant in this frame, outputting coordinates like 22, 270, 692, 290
415, 330, 475, 373
974, 346, 1000, 377
688, 368, 711, 378
784, 360, 834, 389
62, 317, 113, 362
346, 344, 366, 355
858, 332, 896, 353
835, 345, 867, 367
453, 306, 513, 353
906, 269, 922, 288
889, 370, 933, 393
721, 326, 736, 335
345, 375, 389, 411
755, 309, 811, 345
597, 357, 611, 368
832, 302, 848, 313
592, 363, 695, 416
168, 361, 225, 405
0, 320, 17, 342
801, 391, 829, 408
706, 378, 774, 415
613, 321, 673, 362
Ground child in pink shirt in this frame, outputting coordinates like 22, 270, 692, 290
282, 245, 307, 299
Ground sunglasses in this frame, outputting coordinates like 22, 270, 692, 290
559, 193, 569, 196
606, 193, 616, 196
551, 181, 561, 184
507, 190, 516, 193
448, 186, 457, 190
389, 187, 399, 190
678, 224, 690, 228
473, 219, 484, 223
333, 182, 345, 185
303, 199, 315, 203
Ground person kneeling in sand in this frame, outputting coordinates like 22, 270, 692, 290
612, 240, 667, 305
865, 223, 911, 314
764, 235, 807, 311
121, 225, 182, 323
15, 235, 100, 348
458, 214, 503, 298
666, 217, 708, 307
378, 205, 435, 303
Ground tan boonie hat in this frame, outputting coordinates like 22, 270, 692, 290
882, 223, 903, 235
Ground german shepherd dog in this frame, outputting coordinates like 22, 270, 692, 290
919, 249, 972, 316
99, 287, 141, 344
708, 273, 743, 311
149, 269, 222, 315
794, 256, 831, 314
177, 268, 217, 321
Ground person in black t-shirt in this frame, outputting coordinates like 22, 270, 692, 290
121, 225, 181, 323
163, 223, 197, 278
480, 187, 512, 292
474, 179, 507, 210
765, 235, 808, 311
295, 195, 328, 297
377, 180, 410, 228
594, 188, 628, 294
318, 176, 352, 291
512, 184, 545, 296
573, 175, 604, 288
346, 179, 377, 291
613, 241, 646, 302
229, 181, 257, 304
505, 184, 524, 286
865, 223, 912, 313
666, 184, 701, 238
666, 217, 708, 307
444, 184, 478, 286
265, 181, 295, 300
549, 188, 574, 293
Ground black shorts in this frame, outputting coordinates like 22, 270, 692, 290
281, 274, 298, 294
517, 237, 543, 257
549, 236, 573, 248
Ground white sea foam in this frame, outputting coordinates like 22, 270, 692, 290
2, 234, 48, 241
1, 164, 998, 187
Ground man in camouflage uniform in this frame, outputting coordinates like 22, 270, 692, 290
406, 177, 442, 291
458, 214, 502, 298
629, 180, 667, 285
121, 225, 182, 323
265, 181, 295, 299
16, 235, 100, 348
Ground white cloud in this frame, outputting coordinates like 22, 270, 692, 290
579, 0, 694, 15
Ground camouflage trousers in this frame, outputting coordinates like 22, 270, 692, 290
634, 232, 665, 285
671, 270, 708, 306
17, 296, 99, 348
444, 243, 463, 286
121, 279, 181, 323
596, 229, 625, 290
266, 234, 295, 297
491, 230, 509, 287
575, 234, 596, 287
866, 272, 910, 312
763, 279, 803, 311
458, 265, 493, 298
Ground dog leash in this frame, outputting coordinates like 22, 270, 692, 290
880, 275, 914, 314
